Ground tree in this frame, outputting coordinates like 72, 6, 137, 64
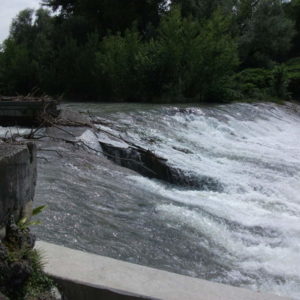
0, 39, 38, 94
0, 9, 55, 95
284, 0, 300, 57
236, 0, 295, 67
42, 0, 168, 36
154, 7, 239, 101
9, 9, 35, 45
172, 0, 235, 19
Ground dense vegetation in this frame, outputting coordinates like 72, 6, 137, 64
0, 0, 299, 102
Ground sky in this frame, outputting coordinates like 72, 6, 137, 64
0, 0, 41, 42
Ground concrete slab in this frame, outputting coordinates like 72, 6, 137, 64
0, 143, 37, 229
37, 241, 290, 300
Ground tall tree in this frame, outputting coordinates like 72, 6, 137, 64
9, 9, 35, 45
283, 0, 300, 57
42, 0, 168, 36
236, 0, 295, 67
171, 0, 235, 19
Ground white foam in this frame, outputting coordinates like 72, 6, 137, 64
125, 103, 300, 298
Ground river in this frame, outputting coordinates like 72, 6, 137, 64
7, 102, 300, 298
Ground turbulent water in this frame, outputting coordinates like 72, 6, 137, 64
2, 102, 300, 298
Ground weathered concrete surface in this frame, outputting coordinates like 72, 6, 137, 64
0, 143, 37, 231
37, 241, 290, 300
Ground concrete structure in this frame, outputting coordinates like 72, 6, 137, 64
37, 241, 290, 300
0, 98, 58, 126
0, 143, 37, 238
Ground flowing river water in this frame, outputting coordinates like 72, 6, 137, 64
2, 102, 300, 298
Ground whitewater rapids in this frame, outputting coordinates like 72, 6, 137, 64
3, 102, 299, 298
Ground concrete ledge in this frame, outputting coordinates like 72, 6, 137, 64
36, 241, 290, 300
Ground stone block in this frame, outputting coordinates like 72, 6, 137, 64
0, 143, 37, 231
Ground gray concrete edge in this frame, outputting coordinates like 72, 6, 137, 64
36, 241, 291, 300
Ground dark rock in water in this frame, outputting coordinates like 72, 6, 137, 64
99, 140, 222, 191
172, 146, 194, 154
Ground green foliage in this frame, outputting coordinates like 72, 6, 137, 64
42, 0, 168, 36
95, 7, 239, 102
96, 28, 145, 101
284, 0, 300, 57
155, 8, 238, 101
1, 246, 54, 300
172, 0, 235, 19
17, 205, 47, 231
270, 65, 290, 98
0, 39, 38, 95
286, 57, 300, 98
0, 206, 54, 300
236, 0, 295, 68
232, 65, 290, 100
0, 0, 298, 101
22, 249, 54, 300
232, 68, 272, 100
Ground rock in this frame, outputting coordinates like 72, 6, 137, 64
58, 109, 92, 127
0, 143, 37, 232
99, 140, 223, 191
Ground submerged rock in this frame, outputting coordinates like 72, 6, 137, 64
99, 138, 222, 191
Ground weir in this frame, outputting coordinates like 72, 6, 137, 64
0, 140, 292, 300
1, 102, 300, 299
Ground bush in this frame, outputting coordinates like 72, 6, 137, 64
270, 65, 290, 98
286, 57, 300, 99
232, 65, 290, 101
95, 7, 239, 103
0, 208, 55, 300
96, 28, 145, 101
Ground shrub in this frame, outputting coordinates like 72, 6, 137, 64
232, 65, 290, 101
286, 57, 300, 99
95, 7, 239, 103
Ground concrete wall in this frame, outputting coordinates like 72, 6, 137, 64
0, 143, 37, 239
37, 241, 290, 300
